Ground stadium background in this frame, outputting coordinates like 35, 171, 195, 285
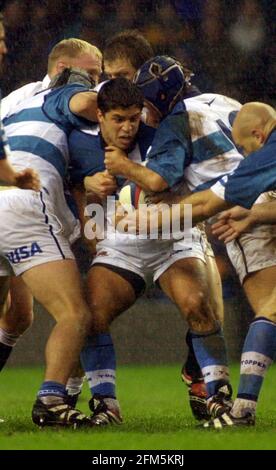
2, 0, 275, 366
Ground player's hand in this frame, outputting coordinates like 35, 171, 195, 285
14, 168, 41, 191
84, 171, 117, 199
114, 202, 166, 238
212, 206, 253, 242
113, 201, 148, 235
104, 146, 129, 176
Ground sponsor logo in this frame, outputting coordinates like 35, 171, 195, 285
241, 359, 266, 369
5, 242, 43, 264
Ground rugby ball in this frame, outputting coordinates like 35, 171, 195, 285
119, 182, 146, 209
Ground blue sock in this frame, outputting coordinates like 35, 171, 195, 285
191, 327, 229, 398
238, 317, 276, 400
231, 317, 276, 418
80, 333, 116, 398
38, 381, 67, 399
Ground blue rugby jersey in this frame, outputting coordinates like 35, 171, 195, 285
146, 93, 243, 194
68, 122, 156, 189
211, 130, 276, 208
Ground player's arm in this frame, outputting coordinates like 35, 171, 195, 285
104, 146, 168, 192
178, 189, 232, 226
247, 201, 276, 225
0, 157, 40, 190
0, 157, 21, 185
71, 185, 99, 255
115, 188, 231, 235
69, 90, 98, 122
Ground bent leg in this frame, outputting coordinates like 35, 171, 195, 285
86, 265, 139, 332
158, 258, 217, 332
231, 266, 276, 420
159, 258, 230, 411
205, 254, 224, 324
22, 259, 92, 385
83, 265, 138, 394
243, 266, 276, 321
82, 265, 140, 423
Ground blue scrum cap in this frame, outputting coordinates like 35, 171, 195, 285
133, 56, 192, 116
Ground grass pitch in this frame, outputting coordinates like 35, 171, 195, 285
0, 364, 276, 450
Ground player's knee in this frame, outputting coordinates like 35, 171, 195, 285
55, 297, 92, 332
68, 308, 93, 337
88, 310, 111, 334
188, 316, 218, 334
179, 290, 209, 318
87, 297, 110, 314
181, 291, 218, 332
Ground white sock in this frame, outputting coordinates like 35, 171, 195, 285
66, 376, 85, 396
0, 327, 19, 347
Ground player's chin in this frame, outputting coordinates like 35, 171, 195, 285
117, 137, 134, 149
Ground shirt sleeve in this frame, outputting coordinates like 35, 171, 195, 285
68, 129, 105, 185
42, 84, 95, 131
146, 112, 191, 188
211, 146, 276, 208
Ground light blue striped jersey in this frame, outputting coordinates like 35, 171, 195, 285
146, 93, 243, 194
2, 83, 93, 240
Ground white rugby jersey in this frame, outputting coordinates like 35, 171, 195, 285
1, 75, 50, 118
147, 93, 243, 196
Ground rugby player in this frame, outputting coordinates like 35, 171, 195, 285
0, 39, 102, 402
120, 60, 276, 427
101, 30, 225, 421
0, 68, 102, 427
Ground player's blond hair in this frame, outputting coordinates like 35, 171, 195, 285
47, 38, 102, 74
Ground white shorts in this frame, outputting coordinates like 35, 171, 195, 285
92, 226, 210, 285
226, 224, 276, 284
0, 189, 74, 277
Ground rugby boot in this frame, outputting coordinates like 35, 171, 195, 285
32, 398, 91, 428
202, 410, 255, 429
89, 395, 123, 426
182, 367, 209, 421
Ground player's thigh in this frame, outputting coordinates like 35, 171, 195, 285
243, 266, 276, 320
22, 259, 90, 323
205, 254, 224, 323
158, 257, 212, 314
87, 265, 137, 321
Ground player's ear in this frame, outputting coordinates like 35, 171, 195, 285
96, 108, 104, 122
55, 61, 67, 74
252, 129, 265, 144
